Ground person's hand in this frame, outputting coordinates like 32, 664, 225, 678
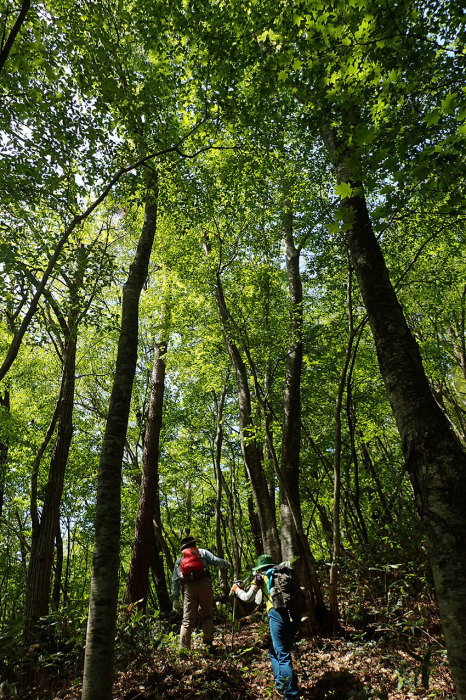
253, 573, 262, 586
229, 583, 239, 596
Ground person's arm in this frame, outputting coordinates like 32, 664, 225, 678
199, 548, 231, 569
171, 557, 181, 600
230, 574, 263, 602
231, 583, 257, 602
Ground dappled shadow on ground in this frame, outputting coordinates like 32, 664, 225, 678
48, 618, 455, 700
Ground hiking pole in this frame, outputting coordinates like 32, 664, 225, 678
231, 594, 237, 651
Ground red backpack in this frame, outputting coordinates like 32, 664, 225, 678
180, 547, 206, 580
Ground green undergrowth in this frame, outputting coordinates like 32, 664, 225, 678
0, 553, 453, 699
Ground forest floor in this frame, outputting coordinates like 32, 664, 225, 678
41, 615, 454, 700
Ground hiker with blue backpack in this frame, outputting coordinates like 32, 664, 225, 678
230, 553, 304, 699
172, 534, 231, 651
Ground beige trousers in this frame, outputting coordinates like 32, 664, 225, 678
179, 575, 214, 648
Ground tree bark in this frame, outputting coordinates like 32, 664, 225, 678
324, 129, 466, 698
125, 295, 169, 612
82, 190, 157, 700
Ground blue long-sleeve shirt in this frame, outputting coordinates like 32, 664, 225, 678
172, 548, 230, 599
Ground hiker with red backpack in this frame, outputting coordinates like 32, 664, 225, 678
172, 535, 231, 651
230, 553, 303, 699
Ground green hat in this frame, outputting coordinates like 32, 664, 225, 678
252, 554, 275, 572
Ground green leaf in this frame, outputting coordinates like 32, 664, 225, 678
441, 92, 458, 114
425, 110, 441, 126
268, 29, 281, 42
335, 182, 353, 199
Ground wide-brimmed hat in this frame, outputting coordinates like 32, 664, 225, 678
252, 554, 275, 571
181, 535, 197, 550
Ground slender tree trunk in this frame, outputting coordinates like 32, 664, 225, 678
52, 522, 63, 610
25, 327, 76, 633
203, 237, 280, 560
248, 497, 262, 556
357, 428, 393, 524
324, 129, 466, 698
64, 517, 72, 605
24, 246, 88, 634
212, 384, 241, 575
280, 191, 327, 627
346, 390, 369, 542
125, 295, 169, 612
82, 190, 157, 700
329, 269, 354, 624
149, 525, 171, 613
212, 383, 232, 591
0, 390, 10, 519
0, 0, 31, 74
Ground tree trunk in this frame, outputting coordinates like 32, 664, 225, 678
212, 383, 241, 575
357, 428, 393, 524
52, 522, 63, 610
149, 525, 171, 613
0, 390, 10, 519
330, 264, 357, 624
346, 390, 369, 542
212, 383, 233, 591
280, 192, 327, 628
0, 0, 31, 75
25, 326, 76, 633
325, 130, 466, 698
248, 497, 262, 557
203, 237, 280, 560
82, 190, 157, 700
125, 297, 169, 612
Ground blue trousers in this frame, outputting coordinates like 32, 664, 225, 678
267, 608, 300, 698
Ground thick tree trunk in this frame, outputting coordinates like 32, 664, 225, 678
125, 300, 169, 612
82, 193, 157, 700
325, 133, 466, 698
